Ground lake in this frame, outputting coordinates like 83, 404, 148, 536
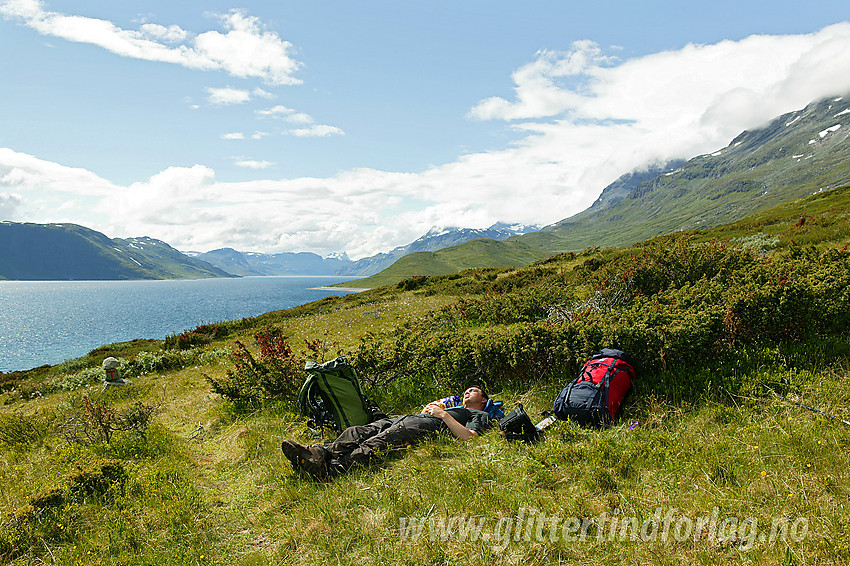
0, 276, 363, 373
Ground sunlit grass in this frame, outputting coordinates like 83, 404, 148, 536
2, 337, 847, 564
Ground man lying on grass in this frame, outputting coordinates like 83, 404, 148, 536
281, 385, 494, 479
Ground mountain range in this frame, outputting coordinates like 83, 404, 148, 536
0, 222, 230, 280
350, 93, 850, 288
2, 93, 849, 283
527, 94, 850, 251
189, 222, 540, 277
0, 221, 540, 281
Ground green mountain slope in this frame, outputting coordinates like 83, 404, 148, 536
530, 94, 850, 252
349, 94, 850, 288
349, 238, 550, 289
0, 222, 232, 280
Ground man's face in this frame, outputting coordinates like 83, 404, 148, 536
462, 387, 486, 410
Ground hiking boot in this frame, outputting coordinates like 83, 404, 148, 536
281, 439, 329, 479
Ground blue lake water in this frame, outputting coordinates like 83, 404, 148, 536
0, 276, 362, 373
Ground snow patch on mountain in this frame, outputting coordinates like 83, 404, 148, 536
819, 124, 842, 137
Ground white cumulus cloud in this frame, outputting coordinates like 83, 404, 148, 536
468, 41, 617, 121
0, 191, 23, 219
138, 23, 187, 44
207, 86, 276, 105
234, 159, 275, 169
207, 87, 252, 105
256, 105, 314, 124
288, 125, 345, 137
0, 1, 302, 85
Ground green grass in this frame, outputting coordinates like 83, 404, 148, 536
1, 359, 848, 565
2, 187, 850, 564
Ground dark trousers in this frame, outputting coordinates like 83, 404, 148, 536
324, 414, 444, 467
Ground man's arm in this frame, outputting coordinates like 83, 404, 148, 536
422, 403, 478, 441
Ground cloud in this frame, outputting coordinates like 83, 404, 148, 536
207, 86, 276, 105
0, 148, 114, 196
234, 159, 275, 169
0, 192, 23, 218
0, 1, 302, 85
0, 148, 118, 223
221, 132, 245, 140
138, 23, 187, 44
3, 24, 850, 260
468, 41, 617, 121
207, 87, 252, 105
457, 22, 850, 217
252, 88, 274, 99
256, 105, 313, 124
288, 125, 345, 137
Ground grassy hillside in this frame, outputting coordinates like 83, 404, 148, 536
351, 238, 549, 289
1, 186, 849, 564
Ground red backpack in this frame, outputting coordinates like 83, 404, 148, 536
553, 349, 635, 426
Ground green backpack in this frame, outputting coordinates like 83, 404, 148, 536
296, 357, 380, 433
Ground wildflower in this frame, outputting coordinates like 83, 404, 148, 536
761, 470, 767, 477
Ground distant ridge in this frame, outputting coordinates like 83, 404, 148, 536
189, 248, 348, 277
0, 222, 232, 280
192, 222, 540, 277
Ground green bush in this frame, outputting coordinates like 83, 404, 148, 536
52, 366, 102, 391
351, 239, 850, 406
207, 327, 304, 404
69, 458, 127, 500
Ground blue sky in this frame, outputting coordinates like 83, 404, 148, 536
2, 1, 850, 259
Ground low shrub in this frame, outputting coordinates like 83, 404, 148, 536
52, 366, 102, 391
0, 410, 52, 449
69, 458, 127, 500
206, 327, 304, 404
58, 395, 159, 445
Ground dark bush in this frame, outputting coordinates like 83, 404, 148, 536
69, 458, 126, 499
397, 275, 431, 292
